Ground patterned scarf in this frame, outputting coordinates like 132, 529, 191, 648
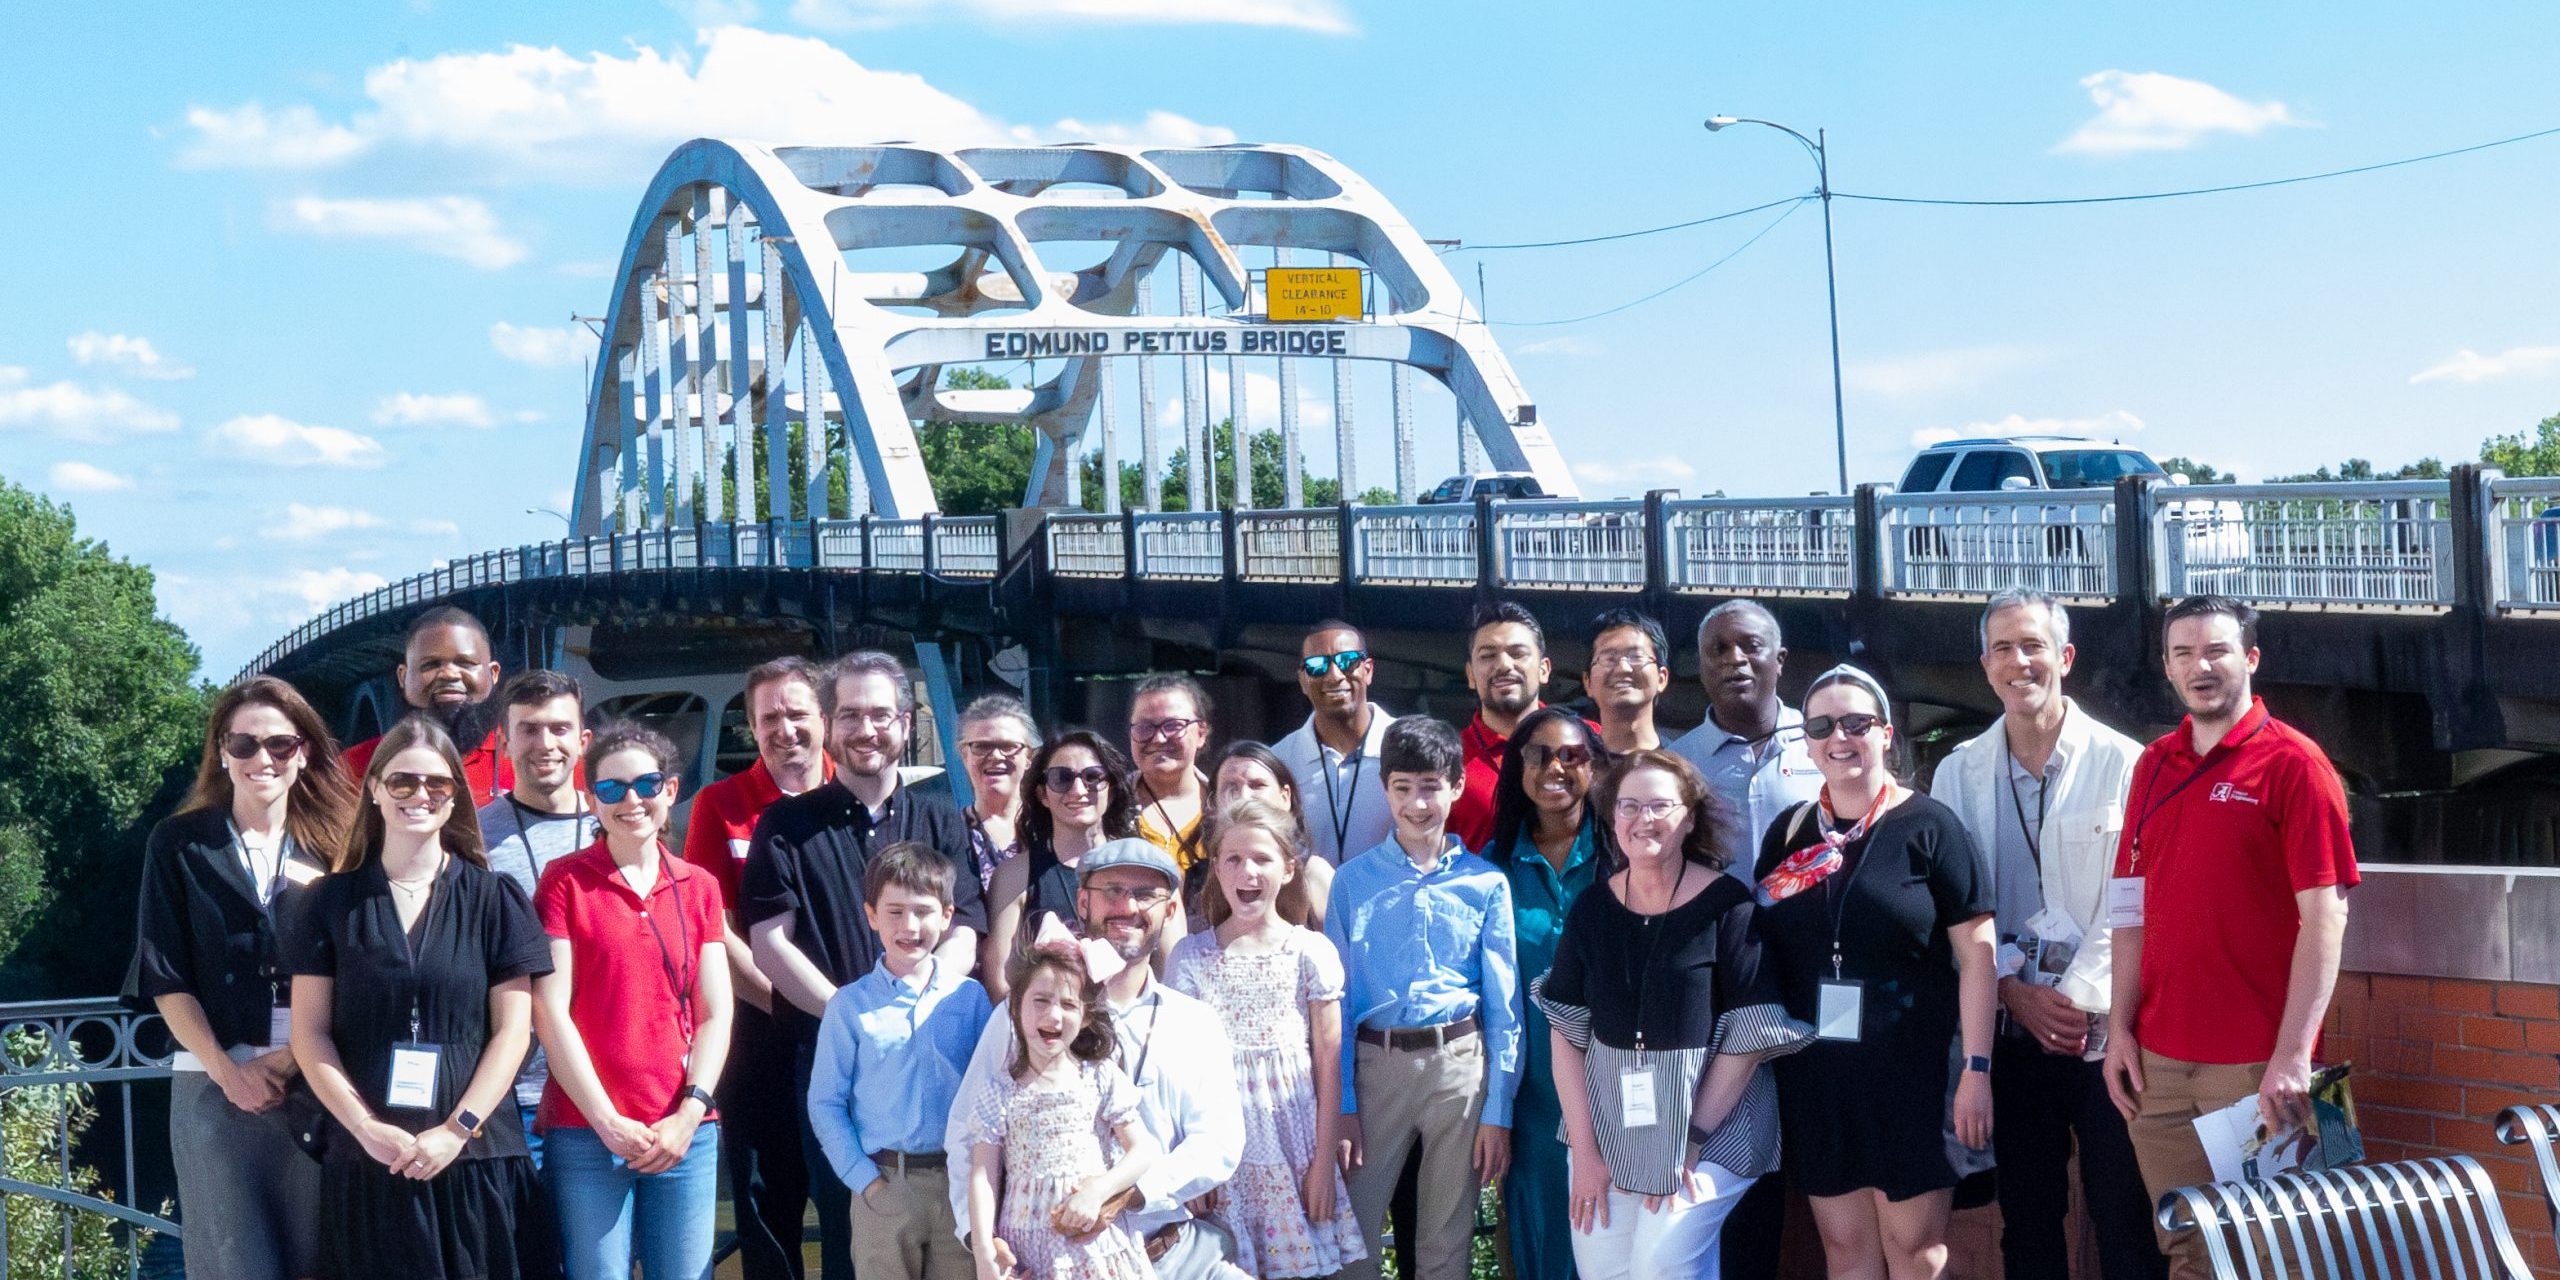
1756, 781, 1900, 905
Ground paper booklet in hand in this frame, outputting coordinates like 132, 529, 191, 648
2192, 1063, 2363, 1185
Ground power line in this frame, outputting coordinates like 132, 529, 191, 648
1841, 123, 2560, 207
1447, 193, 1815, 252
1486, 198, 1812, 328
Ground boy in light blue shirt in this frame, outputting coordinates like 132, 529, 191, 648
1325, 717, 1522, 1280
806, 841, 992, 1280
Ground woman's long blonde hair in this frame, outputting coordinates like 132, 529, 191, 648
1197, 797, 1315, 927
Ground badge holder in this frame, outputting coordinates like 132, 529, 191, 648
1816, 979, 1864, 1042
386, 1004, 441, 1110
1620, 1042, 1660, 1129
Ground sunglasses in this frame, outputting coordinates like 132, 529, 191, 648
1300, 650, 1367, 678
223, 733, 306, 761
1802, 712, 1885, 740
1522, 742, 1594, 771
593, 773, 671, 804
1043, 765, 1113, 794
382, 772, 457, 805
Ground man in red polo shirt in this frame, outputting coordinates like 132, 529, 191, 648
680, 656, 831, 1280
1450, 601, 1555, 851
341, 605, 512, 805
2102, 595, 2357, 1280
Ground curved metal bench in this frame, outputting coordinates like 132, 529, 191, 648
2493, 1103, 2560, 1234
2158, 1155, 2533, 1279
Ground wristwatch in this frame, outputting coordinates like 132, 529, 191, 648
682, 1085, 718, 1112
1965, 1055, 1993, 1075
448, 1107, 485, 1138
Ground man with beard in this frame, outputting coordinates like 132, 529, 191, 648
2103, 596, 2357, 1280
341, 606, 509, 804
1275, 621, 1398, 866
682, 657, 834, 1280
1581, 607, 1671, 754
1668, 600, 1824, 857
1448, 601, 1559, 851
1129, 674, 1215, 870
943, 839, 1250, 1280
744, 650, 987, 1280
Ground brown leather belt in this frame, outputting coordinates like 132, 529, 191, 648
1144, 1225, 1180, 1262
869, 1150, 945, 1172
1356, 1015, 1479, 1052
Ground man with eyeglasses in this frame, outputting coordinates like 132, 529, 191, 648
342, 605, 512, 805
1583, 607, 1673, 754
741, 650, 989, 1280
945, 839, 1251, 1280
1128, 674, 1215, 869
1275, 621, 1399, 866
682, 657, 834, 1280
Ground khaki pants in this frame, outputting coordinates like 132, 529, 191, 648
1343, 1034, 1487, 1280
2125, 1049, 2266, 1280
851, 1161, 972, 1280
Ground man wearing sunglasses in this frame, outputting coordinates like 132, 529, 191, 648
1274, 621, 1399, 866
342, 606, 511, 806
741, 650, 989, 1280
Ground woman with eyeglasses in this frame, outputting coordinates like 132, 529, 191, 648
287, 714, 557, 1280
956, 694, 1039, 892
1199, 742, 1334, 930
531, 722, 733, 1280
130, 676, 355, 1280
1478, 706, 1612, 1280
1537, 749, 1810, 1279
979, 730, 1139, 999
1750, 666, 1995, 1280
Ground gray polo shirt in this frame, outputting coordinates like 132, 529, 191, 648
479, 795, 601, 1109
1667, 703, 1823, 859
1993, 747, 2068, 957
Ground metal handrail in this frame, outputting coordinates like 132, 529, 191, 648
930, 516, 1002, 578
0, 997, 182, 1275
1133, 512, 1225, 580
1494, 500, 1645, 590
1880, 489, 2116, 600
1235, 509, 1342, 583
1349, 504, 1478, 585
1046, 514, 1127, 578
1662, 495, 1856, 596
2488, 475, 2560, 614
2159, 480, 2456, 610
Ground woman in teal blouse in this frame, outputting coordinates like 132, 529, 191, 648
1480, 705, 1612, 1280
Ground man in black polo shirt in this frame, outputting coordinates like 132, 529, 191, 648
743, 649, 988, 1280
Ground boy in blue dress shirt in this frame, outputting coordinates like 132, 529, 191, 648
806, 842, 992, 1280
1325, 717, 1522, 1280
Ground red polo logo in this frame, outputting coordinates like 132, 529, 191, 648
2210, 783, 2260, 805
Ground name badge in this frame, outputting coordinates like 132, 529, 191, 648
1620, 1067, 1659, 1129
266, 1006, 294, 1050
729, 837, 751, 863
2105, 877, 2145, 928
386, 1041, 441, 1109
1816, 980, 1864, 1042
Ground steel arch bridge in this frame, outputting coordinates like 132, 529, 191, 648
572, 138, 1575, 533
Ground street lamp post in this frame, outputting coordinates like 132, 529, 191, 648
1706, 116, 1849, 495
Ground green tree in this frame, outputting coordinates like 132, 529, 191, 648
2153, 456, 2235, 485
0, 480, 205, 996
4, 1027, 146, 1279
1085, 420, 1393, 511
2269, 457, 2449, 484
2482, 413, 2560, 477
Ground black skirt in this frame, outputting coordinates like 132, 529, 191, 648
318, 1149, 558, 1280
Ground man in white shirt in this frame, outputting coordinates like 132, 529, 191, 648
945, 840, 1249, 1280
1274, 620, 1397, 865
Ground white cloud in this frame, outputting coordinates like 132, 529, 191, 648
175, 103, 370, 169
1573, 455, 1699, 492
1909, 409, 2147, 450
284, 567, 393, 614
490, 322, 594, 368
1847, 345, 2036, 397
2409, 345, 2560, 385
208, 414, 391, 468
1515, 336, 1601, 358
793, 0, 1350, 31
2056, 71, 2305, 155
273, 195, 527, 269
183, 27, 1231, 184
372, 391, 497, 428
262, 504, 387, 540
67, 332, 195, 380
0, 366, 182, 441
410, 518, 464, 537
47, 461, 134, 494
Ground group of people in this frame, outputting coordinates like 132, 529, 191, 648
129, 584, 2357, 1280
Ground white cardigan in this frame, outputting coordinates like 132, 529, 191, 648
1928, 699, 2141, 1052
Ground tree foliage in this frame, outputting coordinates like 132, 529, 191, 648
2153, 456, 2235, 485
2482, 414, 2560, 478
2270, 457, 2449, 484
0, 480, 205, 996
4, 1027, 145, 1279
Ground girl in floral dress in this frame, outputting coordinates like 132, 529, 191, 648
963, 925, 1160, 1280
1166, 800, 1366, 1278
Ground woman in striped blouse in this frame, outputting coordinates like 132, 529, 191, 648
1535, 749, 1812, 1280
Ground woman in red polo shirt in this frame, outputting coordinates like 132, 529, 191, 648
532, 723, 734, 1280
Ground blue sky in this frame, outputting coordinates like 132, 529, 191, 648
5, 1, 2558, 676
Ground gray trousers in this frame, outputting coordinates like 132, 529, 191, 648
170, 1070, 322, 1280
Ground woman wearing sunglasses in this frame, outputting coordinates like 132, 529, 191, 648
1478, 706, 1611, 1280
956, 694, 1039, 891
979, 729, 1139, 998
1749, 666, 1996, 1280
531, 723, 733, 1280
287, 714, 557, 1280
130, 676, 354, 1280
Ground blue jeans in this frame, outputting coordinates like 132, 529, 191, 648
520, 1103, 545, 1171
544, 1122, 720, 1280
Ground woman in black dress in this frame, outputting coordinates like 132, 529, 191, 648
288, 713, 558, 1280
979, 729, 1137, 996
1752, 667, 1995, 1280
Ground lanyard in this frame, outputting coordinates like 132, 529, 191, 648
393, 854, 450, 1041
1622, 858, 1689, 1058
623, 855, 698, 1039
2007, 767, 2049, 869
1120, 989, 1164, 1084
1819, 784, 1896, 981
225, 821, 295, 912
2127, 716, 2273, 872
1137, 777, 1202, 864
1317, 729, 1369, 856
505, 794, 591, 874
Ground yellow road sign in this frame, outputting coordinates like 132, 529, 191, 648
1266, 267, 1364, 322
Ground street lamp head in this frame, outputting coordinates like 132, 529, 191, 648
1704, 116, 1739, 131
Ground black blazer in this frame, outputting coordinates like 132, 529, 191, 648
126, 807, 324, 1050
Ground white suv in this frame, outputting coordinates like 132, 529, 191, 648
1894, 436, 2247, 577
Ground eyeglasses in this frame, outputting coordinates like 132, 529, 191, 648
1043, 765, 1113, 795
1522, 742, 1593, 771
382, 772, 458, 805
223, 733, 305, 761
1084, 883, 1172, 907
1591, 651, 1660, 673
1801, 713, 1885, 740
1300, 650, 1367, 678
1131, 717, 1200, 742
961, 740, 1030, 762
593, 773, 671, 804
1613, 798, 1686, 823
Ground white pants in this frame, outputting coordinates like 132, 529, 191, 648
1566, 1150, 1755, 1280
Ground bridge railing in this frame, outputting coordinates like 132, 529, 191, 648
1494, 500, 1646, 589
1133, 512, 1226, 580
0, 997, 180, 1278
1350, 505, 1480, 586
1046, 514, 1127, 578
2488, 476, 2560, 614
1881, 490, 2118, 601
1236, 510, 1343, 583
1662, 496, 1856, 596
930, 516, 1001, 578
2160, 481, 2456, 610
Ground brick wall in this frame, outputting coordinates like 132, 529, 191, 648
2321, 972, 2560, 1272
